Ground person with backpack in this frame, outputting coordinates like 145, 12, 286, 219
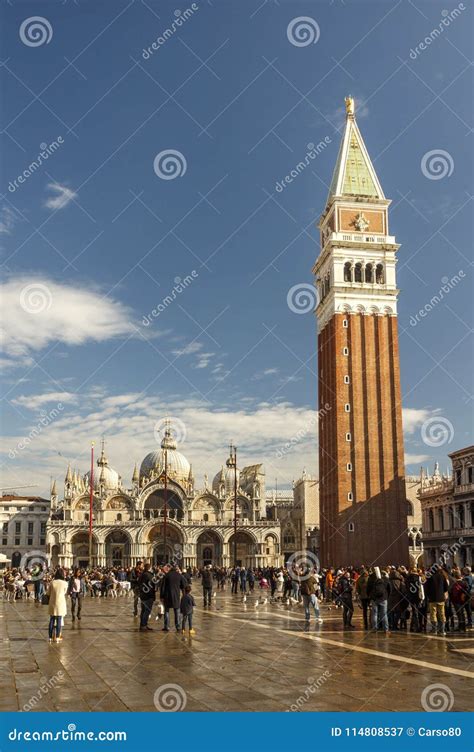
450, 570, 469, 632
367, 566, 391, 634
424, 567, 449, 635
300, 568, 323, 627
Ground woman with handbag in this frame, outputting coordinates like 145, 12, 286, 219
47, 569, 68, 644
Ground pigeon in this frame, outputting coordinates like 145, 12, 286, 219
213, 592, 217, 598
242, 595, 247, 603
262, 598, 268, 604
254, 599, 259, 608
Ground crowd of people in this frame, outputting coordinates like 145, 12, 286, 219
2, 560, 472, 642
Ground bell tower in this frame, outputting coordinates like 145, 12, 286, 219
315, 97, 408, 567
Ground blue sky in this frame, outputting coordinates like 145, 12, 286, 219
1, 0, 472, 497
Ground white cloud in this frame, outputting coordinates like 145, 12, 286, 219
193, 352, 214, 369
44, 182, 77, 210
402, 407, 435, 434
0, 206, 18, 234
12, 392, 78, 410
405, 453, 430, 466
171, 342, 203, 357
0, 276, 136, 366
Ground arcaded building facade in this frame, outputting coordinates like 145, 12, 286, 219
46, 431, 283, 570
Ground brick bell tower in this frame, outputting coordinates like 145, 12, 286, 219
315, 96, 409, 568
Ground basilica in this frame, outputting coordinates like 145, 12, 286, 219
46, 428, 289, 570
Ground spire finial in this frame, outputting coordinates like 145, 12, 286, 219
345, 95, 355, 117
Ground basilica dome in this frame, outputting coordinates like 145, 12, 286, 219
140, 429, 191, 484
212, 451, 240, 495
83, 443, 120, 491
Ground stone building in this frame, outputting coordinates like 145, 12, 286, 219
406, 476, 423, 566
420, 447, 474, 568
266, 471, 320, 561
315, 96, 408, 567
46, 431, 282, 570
0, 494, 50, 569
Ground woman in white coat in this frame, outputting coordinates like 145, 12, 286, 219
47, 569, 68, 643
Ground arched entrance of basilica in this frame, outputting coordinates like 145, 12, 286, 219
105, 530, 131, 567
196, 530, 222, 567
147, 523, 184, 566
228, 531, 256, 567
71, 531, 98, 568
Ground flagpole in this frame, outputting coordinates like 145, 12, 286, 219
89, 443, 94, 568
233, 445, 238, 567
163, 446, 168, 564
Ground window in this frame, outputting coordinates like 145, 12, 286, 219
428, 510, 434, 531
40, 538, 45, 546
2, 522, 7, 534
343, 319, 348, 328
455, 468, 462, 485
346, 432, 351, 441
28, 522, 34, 535
2, 538, 7, 546
344, 403, 351, 412
27, 538, 33, 546
365, 263, 373, 283
468, 466, 473, 484
348, 522, 355, 532
343, 347, 349, 356
15, 538, 20, 545
376, 263, 384, 284
40, 522, 46, 535
41, 506, 47, 511
203, 513, 209, 522
344, 375, 350, 384
346, 463, 352, 471
116, 513, 122, 522
344, 262, 352, 282
347, 492, 353, 501
15, 522, 21, 534
354, 263, 362, 283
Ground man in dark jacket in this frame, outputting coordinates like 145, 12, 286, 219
130, 561, 143, 617
367, 567, 391, 633
424, 567, 449, 635
201, 565, 213, 607
356, 569, 370, 630
138, 562, 155, 632
160, 565, 187, 632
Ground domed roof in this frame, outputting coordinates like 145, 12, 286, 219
212, 447, 239, 495
83, 442, 119, 491
140, 428, 191, 484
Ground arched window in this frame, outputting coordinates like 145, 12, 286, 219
365, 263, 373, 283
428, 509, 434, 531
344, 262, 352, 282
354, 263, 362, 282
376, 264, 384, 284
448, 507, 455, 529
458, 504, 464, 528
203, 513, 209, 522
406, 501, 414, 517
116, 513, 122, 522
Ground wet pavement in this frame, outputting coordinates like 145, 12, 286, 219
1, 590, 472, 712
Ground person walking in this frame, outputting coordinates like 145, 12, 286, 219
47, 569, 68, 644
201, 565, 213, 607
138, 562, 155, 632
231, 567, 239, 594
247, 568, 255, 593
180, 585, 196, 635
367, 566, 390, 634
387, 569, 406, 631
450, 571, 469, 632
424, 567, 449, 635
68, 567, 85, 622
355, 568, 370, 630
160, 564, 187, 632
130, 561, 143, 617
338, 570, 355, 629
462, 566, 473, 628
240, 566, 247, 593
300, 569, 323, 627
406, 567, 424, 632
